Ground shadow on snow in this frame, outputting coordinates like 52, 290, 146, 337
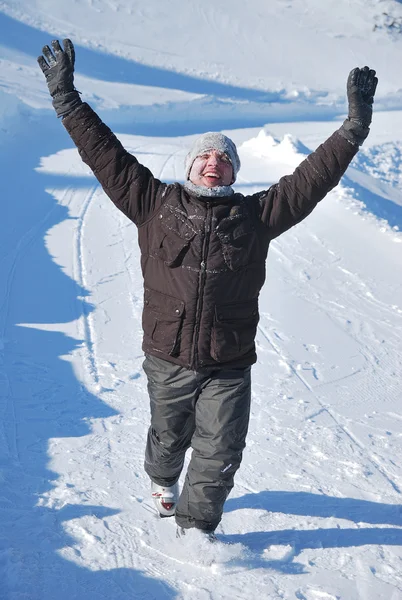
0, 10, 345, 136
343, 174, 402, 231
0, 112, 177, 598
0, 10, 275, 102
224, 490, 402, 572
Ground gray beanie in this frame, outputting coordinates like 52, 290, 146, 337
184, 132, 241, 183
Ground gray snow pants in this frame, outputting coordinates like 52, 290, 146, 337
143, 354, 251, 532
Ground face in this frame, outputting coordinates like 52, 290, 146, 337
189, 150, 234, 188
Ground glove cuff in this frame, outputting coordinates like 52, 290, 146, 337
52, 91, 82, 118
338, 118, 370, 147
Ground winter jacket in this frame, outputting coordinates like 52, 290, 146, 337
63, 103, 358, 370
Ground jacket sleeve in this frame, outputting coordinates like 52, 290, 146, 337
257, 130, 359, 239
62, 103, 166, 226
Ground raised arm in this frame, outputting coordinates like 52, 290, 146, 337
258, 66, 378, 239
38, 39, 166, 226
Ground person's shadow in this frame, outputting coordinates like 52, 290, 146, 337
223, 490, 402, 572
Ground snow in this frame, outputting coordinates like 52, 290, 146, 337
1, 1, 402, 598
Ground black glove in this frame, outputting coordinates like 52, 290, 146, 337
38, 39, 82, 118
339, 66, 378, 146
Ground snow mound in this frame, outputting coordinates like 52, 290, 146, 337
353, 141, 402, 188
240, 128, 309, 166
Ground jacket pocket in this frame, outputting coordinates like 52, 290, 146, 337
210, 299, 259, 362
142, 288, 185, 356
151, 206, 197, 267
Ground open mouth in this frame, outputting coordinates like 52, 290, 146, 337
203, 172, 221, 179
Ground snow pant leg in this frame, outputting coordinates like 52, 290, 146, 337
175, 366, 251, 532
143, 354, 199, 487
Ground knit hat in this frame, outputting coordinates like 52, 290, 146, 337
184, 132, 241, 183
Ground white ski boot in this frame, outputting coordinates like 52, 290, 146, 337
151, 481, 179, 518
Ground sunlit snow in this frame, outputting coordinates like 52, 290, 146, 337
1, 1, 402, 599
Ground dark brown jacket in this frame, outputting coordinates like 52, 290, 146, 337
63, 104, 358, 370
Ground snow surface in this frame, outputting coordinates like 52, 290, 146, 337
1, 1, 402, 598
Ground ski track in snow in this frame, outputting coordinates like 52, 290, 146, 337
256, 221, 402, 495
73, 185, 103, 391
256, 319, 401, 497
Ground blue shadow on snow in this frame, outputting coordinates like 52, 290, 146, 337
343, 174, 402, 231
0, 11, 345, 136
0, 10, 276, 102
223, 490, 402, 571
0, 110, 177, 598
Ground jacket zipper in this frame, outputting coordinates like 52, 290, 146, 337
191, 202, 212, 370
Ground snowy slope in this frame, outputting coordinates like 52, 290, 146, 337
1, 1, 402, 599
1, 0, 402, 98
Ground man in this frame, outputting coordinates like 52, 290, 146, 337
38, 39, 377, 538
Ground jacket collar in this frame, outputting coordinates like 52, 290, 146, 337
183, 180, 234, 199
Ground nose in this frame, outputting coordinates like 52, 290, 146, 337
206, 153, 219, 166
